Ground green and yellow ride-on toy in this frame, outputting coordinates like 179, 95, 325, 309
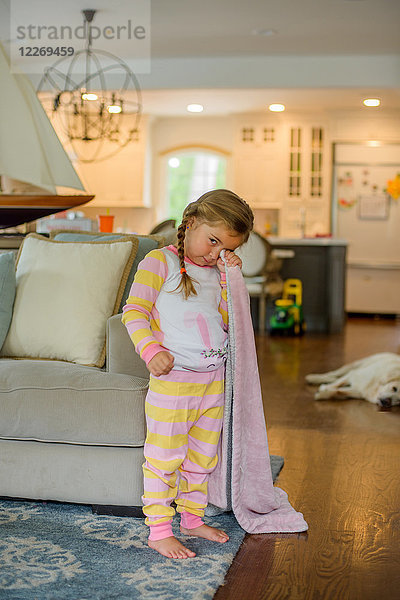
269, 278, 306, 336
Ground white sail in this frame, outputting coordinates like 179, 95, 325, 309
0, 43, 85, 193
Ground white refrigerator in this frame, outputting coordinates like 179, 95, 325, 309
332, 143, 400, 315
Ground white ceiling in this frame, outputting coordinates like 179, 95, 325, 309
1, 0, 400, 115
149, 0, 400, 58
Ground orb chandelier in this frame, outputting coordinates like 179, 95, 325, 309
37, 9, 142, 163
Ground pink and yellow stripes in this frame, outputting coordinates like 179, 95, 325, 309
122, 248, 229, 367
122, 249, 168, 364
142, 367, 225, 526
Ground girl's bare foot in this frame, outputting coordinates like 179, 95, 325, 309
148, 536, 196, 559
180, 523, 229, 543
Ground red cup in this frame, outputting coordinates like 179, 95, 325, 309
98, 215, 114, 232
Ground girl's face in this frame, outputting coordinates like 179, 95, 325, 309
184, 218, 244, 267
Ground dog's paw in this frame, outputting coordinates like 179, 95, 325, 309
314, 384, 330, 400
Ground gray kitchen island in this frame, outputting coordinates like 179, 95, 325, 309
268, 237, 348, 333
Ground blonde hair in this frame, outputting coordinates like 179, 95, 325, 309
175, 189, 254, 299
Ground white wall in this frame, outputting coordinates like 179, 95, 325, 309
329, 110, 400, 143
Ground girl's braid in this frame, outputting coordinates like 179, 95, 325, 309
175, 217, 198, 299
176, 219, 187, 272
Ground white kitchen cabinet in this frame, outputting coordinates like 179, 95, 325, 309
346, 264, 400, 314
232, 116, 331, 237
280, 121, 331, 237
232, 118, 285, 208
76, 116, 149, 208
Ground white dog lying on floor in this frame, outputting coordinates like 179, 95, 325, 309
306, 352, 400, 408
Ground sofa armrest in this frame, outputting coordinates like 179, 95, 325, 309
106, 314, 149, 380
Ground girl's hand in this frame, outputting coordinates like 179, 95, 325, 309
147, 351, 174, 376
217, 250, 242, 273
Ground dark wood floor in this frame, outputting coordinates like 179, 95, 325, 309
214, 316, 400, 600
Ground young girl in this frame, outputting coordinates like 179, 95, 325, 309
122, 189, 254, 559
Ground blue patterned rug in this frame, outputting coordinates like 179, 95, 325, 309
0, 456, 283, 600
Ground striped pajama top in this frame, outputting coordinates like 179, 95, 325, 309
122, 245, 229, 372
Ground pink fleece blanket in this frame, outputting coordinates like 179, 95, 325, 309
208, 262, 308, 533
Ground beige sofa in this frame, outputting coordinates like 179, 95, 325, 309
0, 231, 164, 516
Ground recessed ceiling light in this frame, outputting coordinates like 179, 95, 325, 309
187, 104, 204, 113
108, 105, 122, 114
363, 98, 380, 107
268, 103, 285, 112
251, 28, 277, 37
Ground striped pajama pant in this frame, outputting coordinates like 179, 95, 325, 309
142, 366, 225, 536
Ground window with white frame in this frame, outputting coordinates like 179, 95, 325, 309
166, 151, 227, 222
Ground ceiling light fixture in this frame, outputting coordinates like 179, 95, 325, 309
37, 9, 142, 163
363, 98, 381, 107
268, 103, 285, 112
187, 104, 204, 113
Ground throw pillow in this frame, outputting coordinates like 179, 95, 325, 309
0, 234, 138, 367
50, 230, 165, 310
0, 252, 16, 350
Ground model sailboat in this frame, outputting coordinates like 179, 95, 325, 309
0, 43, 93, 228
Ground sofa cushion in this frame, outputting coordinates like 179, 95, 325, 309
0, 234, 138, 367
0, 360, 147, 446
50, 231, 164, 311
0, 252, 16, 350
